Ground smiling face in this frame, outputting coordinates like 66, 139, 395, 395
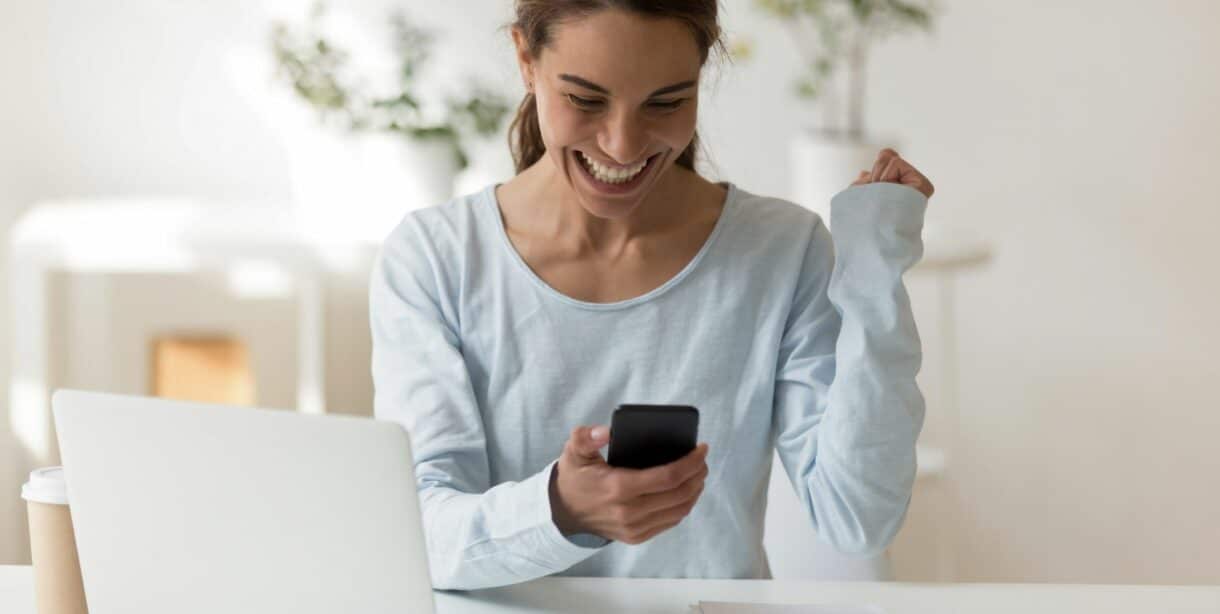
514, 9, 703, 220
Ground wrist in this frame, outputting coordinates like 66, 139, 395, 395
548, 462, 582, 536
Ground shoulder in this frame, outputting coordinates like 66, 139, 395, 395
721, 182, 830, 256
372, 185, 496, 300
380, 187, 490, 254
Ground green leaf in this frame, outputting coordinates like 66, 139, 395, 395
794, 78, 819, 99
452, 144, 469, 171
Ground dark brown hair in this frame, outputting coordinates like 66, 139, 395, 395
507, 1, 725, 174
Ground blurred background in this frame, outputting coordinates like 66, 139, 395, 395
1, 0, 1218, 585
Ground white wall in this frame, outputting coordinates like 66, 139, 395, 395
704, 0, 1220, 584
1, 0, 1218, 584
851, 0, 1220, 584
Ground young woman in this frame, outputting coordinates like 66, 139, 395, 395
371, 0, 935, 591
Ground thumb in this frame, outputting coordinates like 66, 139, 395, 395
566, 425, 610, 464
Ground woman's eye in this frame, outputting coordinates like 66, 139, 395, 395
566, 94, 603, 110
649, 99, 686, 111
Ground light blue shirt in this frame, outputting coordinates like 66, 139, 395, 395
370, 180, 928, 590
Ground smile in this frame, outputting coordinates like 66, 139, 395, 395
572, 150, 661, 195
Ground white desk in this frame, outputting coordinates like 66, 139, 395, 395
3, 565, 1217, 613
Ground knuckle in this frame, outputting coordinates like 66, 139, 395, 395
664, 467, 683, 489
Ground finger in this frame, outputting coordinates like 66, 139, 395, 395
911, 172, 934, 198
868, 148, 897, 183
850, 170, 870, 186
630, 521, 678, 545
618, 443, 708, 497
631, 463, 708, 517
868, 156, 887, 183
565, 425, 610, 465
888, 158, 935, 197
628, 488, 704, 544
879, 156, 901, 183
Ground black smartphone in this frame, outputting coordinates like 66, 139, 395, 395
606, 404, 699, 469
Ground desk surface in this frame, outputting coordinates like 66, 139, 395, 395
3, 565, 1217, 613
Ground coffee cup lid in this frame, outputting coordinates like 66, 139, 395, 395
21, 466, 68, 505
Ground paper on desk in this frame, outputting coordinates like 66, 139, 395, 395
692, 602, 885, 614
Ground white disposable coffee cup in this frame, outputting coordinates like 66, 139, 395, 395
22, 467, 88, 614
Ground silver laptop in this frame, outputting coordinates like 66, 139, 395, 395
52, 389, 435, 614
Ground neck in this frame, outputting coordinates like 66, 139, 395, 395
519, 151, 700, 256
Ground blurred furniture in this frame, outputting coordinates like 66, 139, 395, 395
906, 220, 992, 581
7, 197, 379, 477
151, 335, 255, 405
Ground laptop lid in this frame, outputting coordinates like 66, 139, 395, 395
52, 389, 434, 614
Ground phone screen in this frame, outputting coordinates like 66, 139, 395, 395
606, 404, 699, 469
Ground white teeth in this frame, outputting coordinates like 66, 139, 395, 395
578, 151, 648, 184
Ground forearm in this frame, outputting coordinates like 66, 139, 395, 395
812, 182, 928, 554
420, 461, 604, 590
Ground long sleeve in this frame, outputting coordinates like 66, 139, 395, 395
771, 182, 928, 556
369, 215, 605, 590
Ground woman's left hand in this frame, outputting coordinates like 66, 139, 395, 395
850, 148, 935, 199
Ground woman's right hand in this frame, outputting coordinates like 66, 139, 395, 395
548, 425, 709, 545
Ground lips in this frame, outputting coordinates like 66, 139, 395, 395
577, 151, 650, 180
572, 150, 661, 196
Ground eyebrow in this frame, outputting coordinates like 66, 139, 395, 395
558, 74, 697, 97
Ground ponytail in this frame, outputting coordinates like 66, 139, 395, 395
508, 92, 545, 174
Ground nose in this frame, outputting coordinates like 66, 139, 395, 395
597, 109, 650, 166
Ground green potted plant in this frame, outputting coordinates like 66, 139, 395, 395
269, 3, 510, 238
753, 0, 937, 227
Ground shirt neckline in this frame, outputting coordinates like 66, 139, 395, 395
482, 180, 738, 311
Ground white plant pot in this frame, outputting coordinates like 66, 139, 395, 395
790, 131, 895, 231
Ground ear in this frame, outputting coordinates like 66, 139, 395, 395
510, 26, 536, 93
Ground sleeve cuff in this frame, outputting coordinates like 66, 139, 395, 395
521, 460, 609, 568
830, 182, 927, 234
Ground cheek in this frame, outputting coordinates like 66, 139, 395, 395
659, 106, 698, 148
536, 97, 591, 147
